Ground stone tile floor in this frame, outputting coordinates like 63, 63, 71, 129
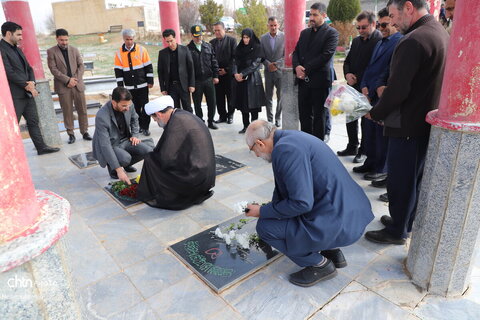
10, 108, 480, 319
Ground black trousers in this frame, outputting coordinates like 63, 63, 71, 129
169, 82, 192, 112
215, 74, 234, 120
346, 118, 366, 153
13, 97, 47, 150
130, 87, 150, 131
385, 135, 429, 239
241, 111, 259, 129
298, 83, 328, 140
192, 77, 216, 123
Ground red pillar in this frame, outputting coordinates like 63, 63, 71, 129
2, 0, 45, 79
0, 54, 40, 243
159, 0, 181, 46
427, 0, 480, 130
428, 0, 442, 19
284, 0, 306, 67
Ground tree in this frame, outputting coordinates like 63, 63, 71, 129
327, 0, 361, 47
234, 0, 268, 37
199, 0, 224, 32
266, 0, 284, 30
179, 0, 201, 34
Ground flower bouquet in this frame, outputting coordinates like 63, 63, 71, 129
110, 180, 138, 201
324, 84, 372, 122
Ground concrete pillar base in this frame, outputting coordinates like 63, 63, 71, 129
280, 68, 299, 130
407, 125, 480, 297
34, 80, 62, 147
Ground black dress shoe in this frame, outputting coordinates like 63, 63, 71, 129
275, 120, 281, 127
227, 115, 234, 124
109, 169, 118, 179
143, 129, 151, 136
214, 118, 227, 124
353, 153, 366, 163
321, 249, 347, 268
337, 147, 358, 156
208, 122, 219, 130
352, 164, 373, 173
68, 134, 76, 144
364, 172, 387, 181
365, 228, 406, 245
289, 260, 337, 287
124, 165, 137, 173
82, 132, 92, 141
238, 128, 247, 134
379, 193, 389, 202
380, 215, 393, 227
37, 146, 60, 155
371, 177, 387, 188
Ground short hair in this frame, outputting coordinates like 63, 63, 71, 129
245, 120, 276, 147
378, 8, 389, 18
159, 106, 173, 114
310, 2, 327, 13
213, 21, 225, 29
387, 0, 427, 10
111, 87, 132, 102
268, 16, 277, 22
1, 21, 22, 37
162, 29, 176, 38
357, 10, 376, 23
55, 28, 69, 37
122, 28, 136, 38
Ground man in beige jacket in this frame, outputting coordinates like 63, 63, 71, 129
47, 28, 91, 144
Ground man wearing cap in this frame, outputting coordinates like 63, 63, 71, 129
92, 87, 153, 183
137, 95, 216, 210
187, 25, 220, 130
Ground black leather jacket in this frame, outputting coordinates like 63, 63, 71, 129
187, 40, 219, 81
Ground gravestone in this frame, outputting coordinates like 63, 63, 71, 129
215, 155, 245, 176
169, 215, 281, 293
68, 151, 98, 169
104, 179, 141, 208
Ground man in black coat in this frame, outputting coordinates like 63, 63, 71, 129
0, 22, 59, 155
210, 21, 237, 124
187, 25, 219, 130
364, 0, 449, 245
339, 11, 382, 163
292, 2, 338, 141
157, 29, 195, 112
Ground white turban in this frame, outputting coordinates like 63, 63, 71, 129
144, 95, 175, 115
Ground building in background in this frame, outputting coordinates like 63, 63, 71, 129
52, 0, 160, 35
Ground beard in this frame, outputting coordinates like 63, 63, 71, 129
259, 152, 272, 163
157, 120, 166, 128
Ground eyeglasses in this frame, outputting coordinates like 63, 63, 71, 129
356, 25, 369, 30
379, 22, 390, 28
249, 142, 257, 152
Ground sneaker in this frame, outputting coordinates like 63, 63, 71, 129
289, 260, 337, 287
321, 249, 347, 268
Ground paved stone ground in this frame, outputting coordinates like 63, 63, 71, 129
19, 105, 480, 320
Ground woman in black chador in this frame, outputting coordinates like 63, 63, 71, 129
232, 28, 266, 134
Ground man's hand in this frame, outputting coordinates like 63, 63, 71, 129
30, 89, 39, 97
361, 87, 369, 97
161, 91, 168, 95
218, 68, 226, 76
364, 112, 372, 120
130, 137, 140, 146
116, 168, 131, 185
268, 62, 278, 72
148, 84, 153, 89
295, 65, 306, 79
377, 86, 386, 97
25, 81, 36, 92
245, 203, 261, 218
67, 77, 78, 88
234, 73, 244, 82
345, 73, 357, 86
189, 87, 195, 93
213, 78, 219, 85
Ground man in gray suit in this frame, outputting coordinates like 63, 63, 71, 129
260, 17, 285, 127
92, 87, 153, 183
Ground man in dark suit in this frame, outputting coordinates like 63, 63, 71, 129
157, 29, 195, 112
364, 0, 449, 244
92, 87, 153, 183
0, 22, 59, 155
339, 11, 382, 162
292, 2, 338, 141
47, 28, 92, 144
210, 21, 237, 124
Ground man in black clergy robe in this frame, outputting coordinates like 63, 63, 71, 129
138, 95, 216, 210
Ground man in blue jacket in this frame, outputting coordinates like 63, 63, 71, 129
245, 120, 374, 287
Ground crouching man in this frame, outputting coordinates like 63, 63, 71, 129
137, 95, 216, 210
245, 120, 374, 287
92, 87, 153, 183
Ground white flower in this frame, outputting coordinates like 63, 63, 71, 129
228, 230, 236, 239
236, 233, 250, 249
214, 227, 223, 239
224, 234, 231, 245
233, 201, 249, 215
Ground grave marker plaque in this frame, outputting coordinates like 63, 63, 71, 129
68, 151, 98, 169
169, 215, 281, 293
215, 155, 245, 176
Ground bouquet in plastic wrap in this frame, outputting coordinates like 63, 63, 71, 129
324, 84, 372, 122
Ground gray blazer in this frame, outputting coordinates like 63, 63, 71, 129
260, 31, 285, 78
92, 101, 140, 169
